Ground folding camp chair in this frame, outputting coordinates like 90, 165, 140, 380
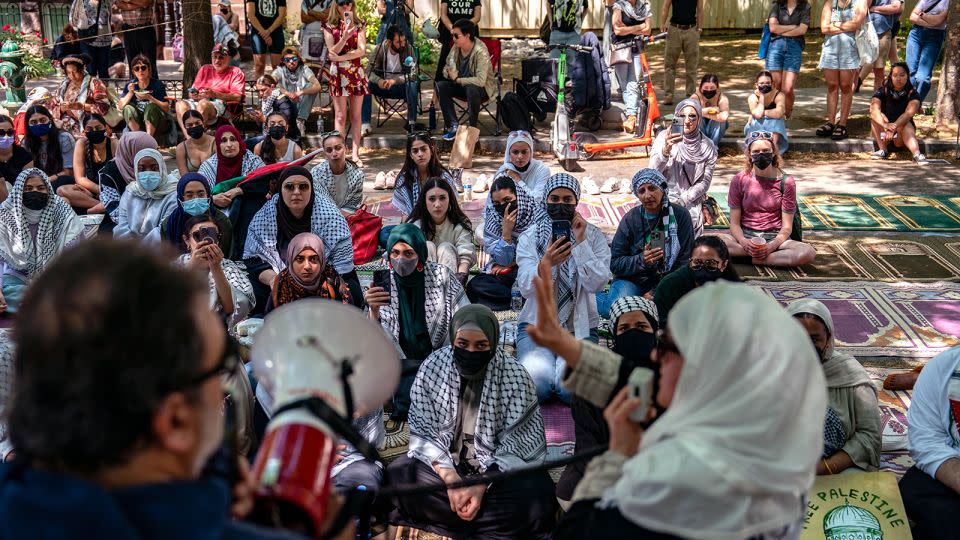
453, 37, 502, 135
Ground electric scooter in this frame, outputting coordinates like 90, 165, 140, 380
545, 42, 595, 172
573, 32, 667, 160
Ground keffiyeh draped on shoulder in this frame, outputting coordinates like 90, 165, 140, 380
378, 262, 466, 353
0, 169, 84, 278
310, 161, 365, 211
409, 346, 546, 472
197, 151, 265, 186
177, 254, 255, 327
481, 178, 547, 250
242, 192, 355, 275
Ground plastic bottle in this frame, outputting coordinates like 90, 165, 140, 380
428, 104, 437, 130
463, 176, 472, 201
511, 282, 524, 312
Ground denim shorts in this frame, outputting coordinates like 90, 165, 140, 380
251, 26, 285, 55
765, 37, 803, 73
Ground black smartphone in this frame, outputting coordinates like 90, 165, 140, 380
551, 219, 572, 245
372, 269, 391, 294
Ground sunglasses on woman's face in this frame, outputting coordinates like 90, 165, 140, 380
133, 65, 149, 73
283, 56, 299, 63
0, 129, 14, 137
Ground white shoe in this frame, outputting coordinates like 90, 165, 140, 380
472, 173, 489, 193
600, 176, 619, 193
619, 177, 633, 194
386, 169, 398, 189
913, 153, 928, 165
361, 123, 372, 136
296, 118, 307, 136
373, 171, 387, 190
581, 176, 601, 196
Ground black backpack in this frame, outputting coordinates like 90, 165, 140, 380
499, 92, 534, 132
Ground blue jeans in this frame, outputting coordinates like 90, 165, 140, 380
80, 43, 111, 79
516, 322, 599, 404
595, 279, 642, 320
548, 30, 581, 59
294, 92, 318, 121
613, 54, 642, 117
2, 274, 28, 314
905, 26, 946, 101
700, 118, 728, 148
765, 37, 803, 74
251, 27, 285, 55
361, 80, 420, 124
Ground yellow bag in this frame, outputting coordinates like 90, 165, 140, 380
800, 471, 912, 540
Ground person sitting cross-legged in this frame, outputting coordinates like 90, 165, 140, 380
720, 131, 815, 267
387, 304, 557, 539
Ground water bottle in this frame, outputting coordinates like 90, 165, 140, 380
511, 282, 524, 312
428, 104, 437, 130
463, 177, 472, 201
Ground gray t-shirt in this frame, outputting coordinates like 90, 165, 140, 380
331, 170, 349, 208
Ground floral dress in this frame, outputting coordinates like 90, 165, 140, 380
54, 76, 113, 138
322, 20, 370, 97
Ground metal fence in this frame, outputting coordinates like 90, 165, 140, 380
0, 2, 20, 30
42, 3, 71, 43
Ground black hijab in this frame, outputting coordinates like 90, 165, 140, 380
275, 166, 314, 247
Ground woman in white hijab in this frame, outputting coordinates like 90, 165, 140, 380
113, 148, 179, 239
0, 169, 84, 313
649, 99, 718, 237
524, 257, 827, 540
494, 131, 550, 200
788, 298, 881, 475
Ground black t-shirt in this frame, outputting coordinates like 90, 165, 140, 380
873, 86, 921, 122
246, 0, 287, 29
768, 1, 812, 48
670, 0, 698, 25
0, 146, 33, 186
444, 0, 481, 25
549, 0, 589, 33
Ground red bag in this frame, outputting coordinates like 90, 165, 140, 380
346, 205, 382, 265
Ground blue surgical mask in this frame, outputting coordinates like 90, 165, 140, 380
29, 123, 51, 137
0, 136, 12, 149
138, 171, 162, 191
182, 197, 210, 216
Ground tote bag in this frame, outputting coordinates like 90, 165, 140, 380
346, 205, 382, 265
758, 23, 771, 59
855, 17, 879, 66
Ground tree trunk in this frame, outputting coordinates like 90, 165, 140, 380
180, 0, 215, 98
934, 0, 960, 125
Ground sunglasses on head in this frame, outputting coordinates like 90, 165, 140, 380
746, 131, 774, 143
407, 130, 431, 139
336, 0, 353, 5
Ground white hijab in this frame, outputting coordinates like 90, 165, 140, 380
127, 148, 178, 200
604, 282, 827, 539
496, 131, 550, 200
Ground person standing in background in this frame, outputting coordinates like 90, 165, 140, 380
856, 0, 902, 93
905, 0, 949, 101
115, 0, 158, 77
658, 0, 703, 105
547, 0, 589, 59
219, 0, 242, 33
68, 0, 114, 78
247, 0, 288, 78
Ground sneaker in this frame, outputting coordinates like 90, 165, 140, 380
386, 170, 398, 189
361, 123, 372, 136
582, 176, 601, 196
913, 153, 928, 165
296, 118, 307, 136
870, 149, 889, 160
619, 177, 633, 194
441, 128, 458, 141
473, 173, 489, 193
600, 176, 620, 193
622, 115, 637, 134
373, 171, 387, 190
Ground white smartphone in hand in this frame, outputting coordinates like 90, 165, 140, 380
628, 367, 655, 423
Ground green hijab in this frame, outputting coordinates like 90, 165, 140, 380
449, 304, 500, 350
387, 224, 431, 360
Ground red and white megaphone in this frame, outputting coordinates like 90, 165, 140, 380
248, 300, 399, 537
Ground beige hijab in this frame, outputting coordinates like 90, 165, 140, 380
787, 299, 873, 389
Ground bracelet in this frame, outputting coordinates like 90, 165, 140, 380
822, 458, 835, 475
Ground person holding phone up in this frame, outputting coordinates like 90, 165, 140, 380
597, 168, 693, 319
179, 215, 254, 328
515, 173, 611, 403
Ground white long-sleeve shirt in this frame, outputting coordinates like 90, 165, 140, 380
908, 347, 960, 479
515, 223, 611, 339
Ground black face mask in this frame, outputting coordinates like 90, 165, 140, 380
546, 202, 577, 222
700, 89, 717, 99
751, 152, 775, 171
186, 125, 206, 140
268, 125, 287, 140
453, 346, 494, 380
514, 161, 530, 173
493, 200, 517, 216
22, 191, 49, 211
758, 84, 773, 94
86, 129, 106, 145
692, 266, 723, 284
613, 328, 657, 366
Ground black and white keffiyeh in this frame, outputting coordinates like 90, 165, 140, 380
392, 169, 457, 217
609, 295, 659, 329
378, 261, 466, 353
481, 176, 547, 250
242, 191, 355, 275
196, 151, 265, 185
0, 169, 84, 278
310, 160, 365, 211
177, 254, 256, 326
409, 346, 546, 472
534, 173, 580, 326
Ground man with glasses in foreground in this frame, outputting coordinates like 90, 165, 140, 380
0, 239, 319, 538
175, 44, 247, 134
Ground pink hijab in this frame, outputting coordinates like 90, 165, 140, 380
115, 132, 158, 184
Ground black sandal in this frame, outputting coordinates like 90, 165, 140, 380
831, 124, 848, 141
815, 123, 834, 137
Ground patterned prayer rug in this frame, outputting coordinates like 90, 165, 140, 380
757, 281, 960, 358
864, 365, 916, 478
